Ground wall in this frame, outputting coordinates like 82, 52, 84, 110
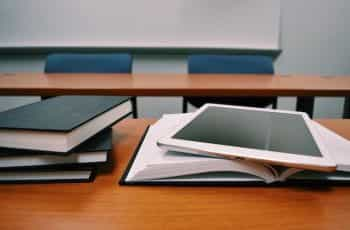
1, 0, 350, 118
275, 0, 350, 118
0, 0, 281, 50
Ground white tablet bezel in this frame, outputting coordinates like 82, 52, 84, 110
158, 104, 336, 172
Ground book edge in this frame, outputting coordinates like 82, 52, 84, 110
0, 166, 96, 184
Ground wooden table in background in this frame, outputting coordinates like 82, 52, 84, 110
0, 118, 350, 230
1, 73, 350, 117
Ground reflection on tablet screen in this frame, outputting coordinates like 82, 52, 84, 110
173, 107, 321, 157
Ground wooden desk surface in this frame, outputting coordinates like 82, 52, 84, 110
1, 118, 350, 230
1, 73, 350, 96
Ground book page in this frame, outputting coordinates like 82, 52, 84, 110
126, 114, 192, 180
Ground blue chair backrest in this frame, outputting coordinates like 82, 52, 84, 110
188, 55, 274, 74
45, 53, 132, 73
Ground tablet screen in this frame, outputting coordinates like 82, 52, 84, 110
173, 106, 322, 157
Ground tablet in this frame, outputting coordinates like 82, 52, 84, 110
158, 104, 336, 172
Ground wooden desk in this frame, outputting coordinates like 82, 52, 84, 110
0, 73, 349, 97
1, 73, 350, 117
0, 118, 350, 230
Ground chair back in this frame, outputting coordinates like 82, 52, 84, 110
45, 53, 132, 73
188, 55, 274, 74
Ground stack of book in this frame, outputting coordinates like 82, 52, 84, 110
0, 95, 132, 183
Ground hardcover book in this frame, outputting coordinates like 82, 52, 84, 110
0, 96, 131, 152
0, 128, 112, 169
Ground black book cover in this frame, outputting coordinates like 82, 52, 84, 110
120, 127, 350, 187
0, 128, 113, 156
0, 165, 96, 184
0, 95, 130, 132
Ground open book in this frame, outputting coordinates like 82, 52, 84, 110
121, 114, 350, 185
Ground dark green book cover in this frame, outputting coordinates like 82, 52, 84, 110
0, 96, 130, 132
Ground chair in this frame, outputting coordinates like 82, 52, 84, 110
183, 55, 277, 112
44, 53, 137, 118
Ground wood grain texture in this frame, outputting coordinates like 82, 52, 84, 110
0, 118, 350, 230
1, 73, 350, 96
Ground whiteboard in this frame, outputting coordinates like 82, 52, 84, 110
0, 0, 281, 50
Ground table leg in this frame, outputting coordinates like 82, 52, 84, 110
296, 97, 315, 118
343, 97, 350, 118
